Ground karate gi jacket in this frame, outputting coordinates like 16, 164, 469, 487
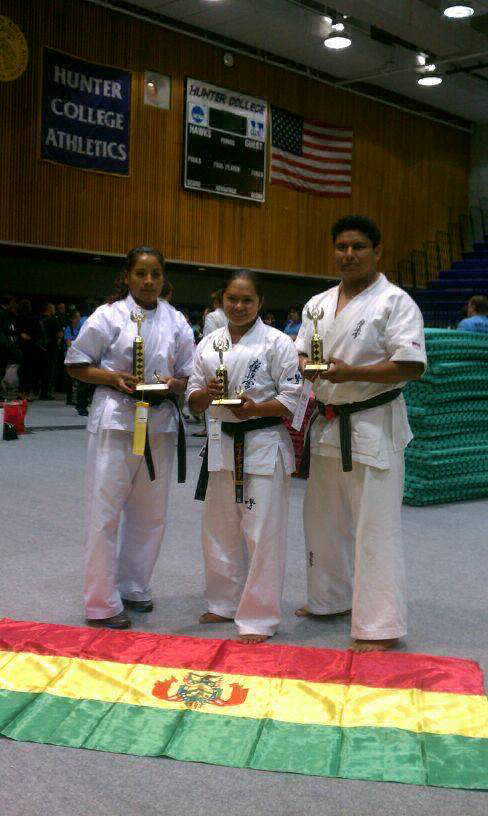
295, 274, 427, 469
188, 318, 302, 476
65, 294, 195, 434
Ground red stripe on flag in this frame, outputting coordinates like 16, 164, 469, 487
272, 153, 351, 172
272, 164, 350, 185
0, 619, 484, 694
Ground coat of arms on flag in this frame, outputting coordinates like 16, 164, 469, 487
0, 619, 487, 790
270, 105, 353, 196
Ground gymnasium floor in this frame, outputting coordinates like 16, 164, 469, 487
1, 399, 487, 816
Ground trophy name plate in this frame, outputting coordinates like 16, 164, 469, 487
135, 383, 169, 392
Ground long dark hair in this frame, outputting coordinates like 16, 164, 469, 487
107, 246, 171, 304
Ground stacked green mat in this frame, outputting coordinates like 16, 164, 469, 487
403, 329, 488, 506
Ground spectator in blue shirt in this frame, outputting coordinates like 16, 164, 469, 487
283, 307, 302, 340
457, 295, 488, 334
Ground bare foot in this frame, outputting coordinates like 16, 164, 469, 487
295, 606, 352, 618
238, 634, 270, 644
199, 612, 233, 624
351, 638, 399, 653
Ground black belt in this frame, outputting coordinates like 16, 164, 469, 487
195, 416, 283, 503
300, 388, 402, 476
128, 391, 186, 484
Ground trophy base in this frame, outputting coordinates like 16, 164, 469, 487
135, 383, 169, 392
211, 398, 243, 406
305, 363, 330, 372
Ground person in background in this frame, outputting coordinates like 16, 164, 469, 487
56, 302, 68, 329
15, 298, 40, 400
263, 312, 276, 327
64, 310, 82, 405
190, 311, 203, 343
203, 289, 227, 336
55, 302, 69, 392
0, 297, 21, 391
457, 295, 488, 334
283, 307, 302, 340
39, 302, 63, 400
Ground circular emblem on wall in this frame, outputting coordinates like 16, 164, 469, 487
0, 16, 29, 82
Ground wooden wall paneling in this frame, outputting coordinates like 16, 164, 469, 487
0, 0, 470, 279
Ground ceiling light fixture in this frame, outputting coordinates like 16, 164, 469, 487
322, 10, 346, 32
418, 73, 443, 86
442, 3, 475, 18
324, 32, 352, 49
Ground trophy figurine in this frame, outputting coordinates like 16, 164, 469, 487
304, 306, 329, 373
211, 337, 244, 406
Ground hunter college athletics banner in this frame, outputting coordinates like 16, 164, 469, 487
40, 48, 131, 175
0, 619, 487, 789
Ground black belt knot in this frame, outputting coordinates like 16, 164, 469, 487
300, 388, 402, 476
129, 391, 186, 484
195, 416, 283, 503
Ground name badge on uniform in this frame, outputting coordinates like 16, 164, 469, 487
208, 417, 223, 469
291, 380, 313, 431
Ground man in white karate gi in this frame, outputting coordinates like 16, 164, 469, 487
295, 215, 426, 652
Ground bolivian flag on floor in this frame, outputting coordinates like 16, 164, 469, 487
0, 619, 487, 789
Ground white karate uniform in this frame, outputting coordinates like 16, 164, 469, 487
187, 318, 301, 635
295, 273, 426, 639
203, 307, 227, 336
65, 294, 195, 619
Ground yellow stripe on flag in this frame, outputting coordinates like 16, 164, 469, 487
0, 650, 486, 738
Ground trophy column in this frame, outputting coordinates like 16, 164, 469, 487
131, 311, 149, 456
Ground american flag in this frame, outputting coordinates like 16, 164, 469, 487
270, 106, 353, 196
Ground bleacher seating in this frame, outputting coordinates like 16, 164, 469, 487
413, 237, 488, 327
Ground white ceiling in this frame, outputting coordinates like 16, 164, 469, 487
88, 0, 488, 125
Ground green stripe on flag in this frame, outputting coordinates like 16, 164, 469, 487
1, 690, 487, 789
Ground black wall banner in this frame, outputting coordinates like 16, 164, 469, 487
40, 48, 131, 175
184, 77, 267, 202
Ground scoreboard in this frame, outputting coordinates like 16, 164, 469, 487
184, 77, 267, 203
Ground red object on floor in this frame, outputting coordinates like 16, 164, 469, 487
1, 400, 28, 435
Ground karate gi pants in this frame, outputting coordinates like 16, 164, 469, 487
84, 427, 176, 619
202, 455, 289, 636
304, 450, 407, 640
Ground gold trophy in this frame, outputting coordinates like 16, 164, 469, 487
211, 337, 243, 406
130, 309, 168, 455
304, 306, 329, 373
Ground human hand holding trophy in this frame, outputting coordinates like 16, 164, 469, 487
210, 336, 244, 406
304, 306, 330, 375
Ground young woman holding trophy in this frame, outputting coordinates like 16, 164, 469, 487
188, 270, 302, 643
66, 247, 195, 629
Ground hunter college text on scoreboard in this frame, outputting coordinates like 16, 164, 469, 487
184, 78, 267, 202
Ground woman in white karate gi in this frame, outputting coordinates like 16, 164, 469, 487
188, 270, 301, 643
295, 216, 426, 652
66, 247, 195, 629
